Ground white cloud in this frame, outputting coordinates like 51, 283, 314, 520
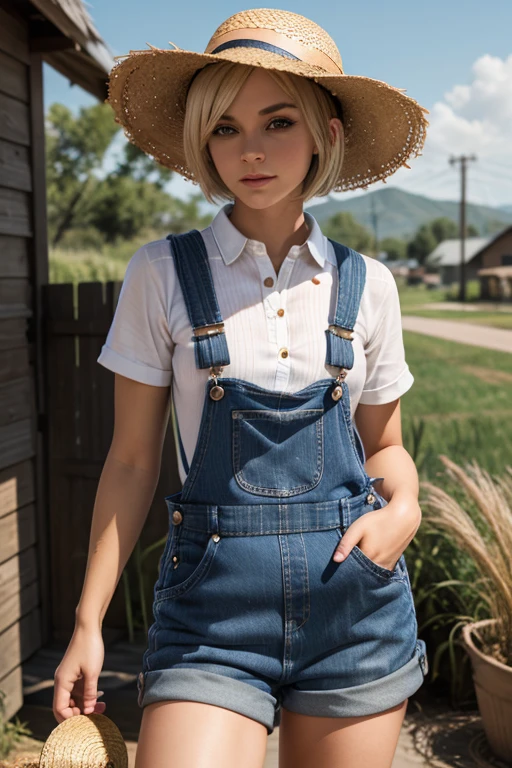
325, 53, 512, 208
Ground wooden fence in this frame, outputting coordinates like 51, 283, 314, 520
43, 280, 180, 642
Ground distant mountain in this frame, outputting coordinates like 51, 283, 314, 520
499, 204, 512, 214
306, 187, 512, 240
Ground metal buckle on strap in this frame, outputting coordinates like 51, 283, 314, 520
193, 322, 225, 337
328, 324, 354, 341
209, 366, 225, 401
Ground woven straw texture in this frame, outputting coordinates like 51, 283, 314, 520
107, 8, 429, 192
32, 714, 128, 768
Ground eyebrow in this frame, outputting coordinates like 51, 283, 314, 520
219, 102, 298, 120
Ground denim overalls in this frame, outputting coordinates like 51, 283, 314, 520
136, 231, 428, 734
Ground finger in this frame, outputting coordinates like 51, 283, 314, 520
333, 528, 362, 562
82, 677, 101, 714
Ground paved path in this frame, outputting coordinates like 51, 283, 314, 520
402, 315, 512, 353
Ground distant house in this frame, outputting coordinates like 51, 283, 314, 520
425, 237, 491, 285
425, 225, 512, 286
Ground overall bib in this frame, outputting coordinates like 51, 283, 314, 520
137, 231, 428, 734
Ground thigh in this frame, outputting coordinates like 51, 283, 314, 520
278, 699, 408, 768
135, 700, 268, 768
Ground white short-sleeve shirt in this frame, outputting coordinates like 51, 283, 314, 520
97, 203, 413, 483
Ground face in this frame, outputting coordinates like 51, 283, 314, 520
207, 68, 318, 209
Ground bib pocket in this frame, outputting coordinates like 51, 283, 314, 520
232, 408, 324, 497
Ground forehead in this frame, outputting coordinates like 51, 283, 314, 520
228, 69, 291, 109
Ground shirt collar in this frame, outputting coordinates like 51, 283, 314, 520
209, 203, 334, 268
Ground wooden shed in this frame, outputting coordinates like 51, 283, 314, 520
0, 0, 112, 722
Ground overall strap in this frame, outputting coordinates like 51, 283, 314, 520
167, 231, 230, 370
325, 240, 367, 371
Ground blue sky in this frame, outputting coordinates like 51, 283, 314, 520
44, 0, 512, 208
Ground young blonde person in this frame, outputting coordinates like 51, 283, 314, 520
52, 10, 430, 768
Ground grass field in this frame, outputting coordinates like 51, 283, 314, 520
400, 332, 512, 479
397, 281, 512, 329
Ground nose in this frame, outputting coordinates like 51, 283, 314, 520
241, 142, 265, 164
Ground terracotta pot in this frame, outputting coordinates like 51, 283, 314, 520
462, 618, 512, 762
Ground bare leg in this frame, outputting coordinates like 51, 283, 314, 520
278, 699, 408, 768
135, 700, 268, 768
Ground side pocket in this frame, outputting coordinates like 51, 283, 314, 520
154, 527, 219, 603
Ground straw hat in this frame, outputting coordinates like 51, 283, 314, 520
0, 715, 128, 768
107, 8, 429, 192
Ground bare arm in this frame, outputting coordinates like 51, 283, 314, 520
355, 398, 419, 507
75, 373, 171, 630
333, 399, 421, 566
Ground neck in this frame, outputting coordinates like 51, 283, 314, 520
227, 198, 310, 272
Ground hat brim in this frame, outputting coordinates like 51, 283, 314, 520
108, 46, 429, 191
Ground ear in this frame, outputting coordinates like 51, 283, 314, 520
330, 117, 344, 146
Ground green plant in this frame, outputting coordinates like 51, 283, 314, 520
420, 457, 512, 668
0, 690, 32, 760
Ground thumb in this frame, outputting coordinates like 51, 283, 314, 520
333, 524, 362, 562
82, 674, 101, 714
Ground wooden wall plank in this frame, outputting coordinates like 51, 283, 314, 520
0, 139, 32, 192
0, 503, 36, 564
0, 276, 31, 308
0, 50, 29, 102
0, 376, 32, 429
0, 188, 32, 236
0, 318, 27, 350
0, 666, 23, 722
0, 579, 39, 636
0, 420, 34, 471
0, 236, 30, 278
0, 347, 30, 384
0, 92, 30, 146
0, 7, 30, 65
0, 606, 41, 672
0, 459, 35, 520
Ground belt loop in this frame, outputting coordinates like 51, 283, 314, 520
207, 504, 219, 536
339, 497, 351, 530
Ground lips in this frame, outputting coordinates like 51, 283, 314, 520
241, 174, 275, 180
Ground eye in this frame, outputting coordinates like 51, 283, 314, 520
211, 125, 236, 137
268, 117, 295, 130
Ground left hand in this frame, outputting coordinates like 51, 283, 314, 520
333, 496, 422, 570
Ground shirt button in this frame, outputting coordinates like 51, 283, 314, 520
312, 277, 320, 285
279, 348, 289, 359
263, 277, 274, 288
277, 308, 285, 317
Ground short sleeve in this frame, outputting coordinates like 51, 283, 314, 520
359, 268, 414, 405
97, 245, 173, 386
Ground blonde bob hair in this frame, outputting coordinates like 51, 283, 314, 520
183, 61, 345, 204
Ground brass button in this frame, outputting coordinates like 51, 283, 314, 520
263, 277, 274, 288
172, 510, 183, 524
279, 348, 289, 359
312, 277, 320, 285
212, 533, 221, 543
366, 493, 376, 505
277, 308, 285, 317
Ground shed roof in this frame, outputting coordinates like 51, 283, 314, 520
425, 237, 491, 267
30, 0, 113, 100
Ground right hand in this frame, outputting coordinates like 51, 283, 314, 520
53, 625, 106, 723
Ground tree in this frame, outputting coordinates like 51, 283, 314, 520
322, 211, 375, 254
46, 103, 120, 246
379, 236, 407, 261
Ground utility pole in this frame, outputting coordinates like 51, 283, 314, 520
449, 154, 477, 301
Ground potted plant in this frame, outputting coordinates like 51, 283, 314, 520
421, 455, 512, 763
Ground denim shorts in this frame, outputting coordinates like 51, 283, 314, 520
137, 486, 428, 734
